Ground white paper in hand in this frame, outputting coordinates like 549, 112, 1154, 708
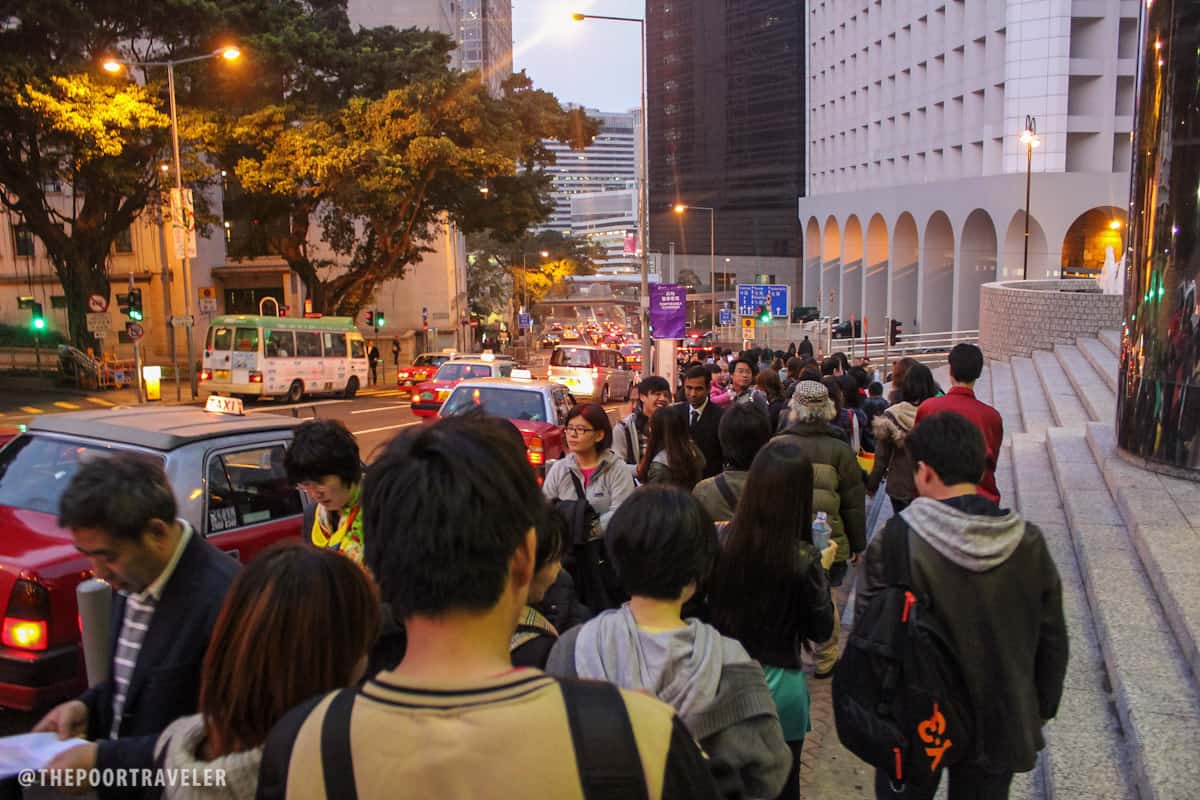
0, 732, 88, 779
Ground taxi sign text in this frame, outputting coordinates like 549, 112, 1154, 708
205, 395, 245, 416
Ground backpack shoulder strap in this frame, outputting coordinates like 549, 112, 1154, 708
568, 469, 587, 500
320, 689, 359, 800
560, 679, 650, 800
623, 424, 636, 465
881, 518, 913, 589
714, 473, 738, 510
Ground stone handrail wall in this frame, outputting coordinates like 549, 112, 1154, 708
979, 279, 1123, 361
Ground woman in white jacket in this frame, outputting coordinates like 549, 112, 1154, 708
153, 544, 380, 800
542, 402, 637, 531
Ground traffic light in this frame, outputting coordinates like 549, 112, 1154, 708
374, 310, 385, 329
128, 288, 143, 321
30, 301, 45, 332
364, 311, 374, 328
889, 319, 903, 346
757, 304, 771, 324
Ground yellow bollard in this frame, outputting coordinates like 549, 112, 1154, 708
142, 365, 162, 401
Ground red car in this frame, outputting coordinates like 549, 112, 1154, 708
0, 403, 305, 711
396, 352, 457, 399
411, 359, 516, 417
438, 376, 574, 476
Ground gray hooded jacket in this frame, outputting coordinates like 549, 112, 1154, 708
541, 449, 636, 530
546, 605, 791, 799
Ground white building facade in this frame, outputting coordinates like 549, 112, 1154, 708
538, 109, 639, 235
801, 0, 1137, 333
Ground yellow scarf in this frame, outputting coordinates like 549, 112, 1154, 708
310, 484, 363, 563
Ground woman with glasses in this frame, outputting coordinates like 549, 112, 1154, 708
542, 403, 636, 531
284, 419, 365, 563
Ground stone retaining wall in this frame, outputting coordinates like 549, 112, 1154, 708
979, 279, 1123, 361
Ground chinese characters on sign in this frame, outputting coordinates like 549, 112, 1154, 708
649, 284, 687, 340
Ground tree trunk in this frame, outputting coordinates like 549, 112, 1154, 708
54, 249, 111, 358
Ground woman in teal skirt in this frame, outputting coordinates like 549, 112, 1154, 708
709, 437, 839, 798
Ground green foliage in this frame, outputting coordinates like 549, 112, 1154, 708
466, 230, 601, 317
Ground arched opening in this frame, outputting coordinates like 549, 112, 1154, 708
921, 212, 954, 332
892, 213, 919, 332
804, 217, 822, 306
1061, 206, 1128, 278
822, 216, 841, 317
864, 214, 889, 335
842, 215, 864, 321
957, 209, 998, 330
1001, 211, 1051, 280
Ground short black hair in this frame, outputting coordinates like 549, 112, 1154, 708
731, 357, 757, 378
362, 415, 544, 618
948, 343, 985, 384
566, 403, 613, 450
58, 451, 177, 542
718, 403, 772, 470
605, 485, 718, 600
868, 381, 884, 397
901, 363, 939, 405
638, 375, 671, 395
284, 420, 361, 486
821, 356, 840, 376
684, 364, 712, 386
536, 503, 568, 571
908, 412, 986, 486
849, 366, 871, 391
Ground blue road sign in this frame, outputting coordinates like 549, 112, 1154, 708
736, 284, 789, 318
718, 308, 734, 326
518, 312, 531, 330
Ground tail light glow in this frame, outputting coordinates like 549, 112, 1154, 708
527, 435, 545, 467
249, 371, 264, 384
4, 579, 49, 651
3, 618, 47, 650
199, 369, 212, 382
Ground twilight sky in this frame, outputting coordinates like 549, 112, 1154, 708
512, 0, 643, 113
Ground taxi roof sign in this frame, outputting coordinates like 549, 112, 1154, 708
511, 368, 533, 380
205, 395, 245, 416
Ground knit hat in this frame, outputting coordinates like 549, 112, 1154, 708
794, 380, 828, 405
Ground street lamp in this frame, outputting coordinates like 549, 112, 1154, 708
1019, 115, 1041, 281
573, 11, 650, 366
102, 46, 242, 398
673, 204, 716, 332
521, 249, 551, 349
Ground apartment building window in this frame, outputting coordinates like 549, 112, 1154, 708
14, 225, 34, 257
114, 226, 134, 254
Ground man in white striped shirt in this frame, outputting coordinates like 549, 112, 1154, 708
34, 453, 238, 798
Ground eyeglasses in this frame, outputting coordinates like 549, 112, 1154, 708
564, 425, 597, 436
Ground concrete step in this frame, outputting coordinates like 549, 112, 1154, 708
1054, 343, 1116, 424
973, 362, 995, 406
995, 441, 1016, 507
1098, 329, 1122, 357
1032, 350, 1091, 428
1012, 356, 1055, 439
989, 360, 1025, 437
1077, 336, 1119, 394
1050, 426, 1200, 799
1010, 432, 1136, 800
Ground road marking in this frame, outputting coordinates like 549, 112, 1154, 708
244, 400, 348, 414
86, 397, 115, 406
349, 404, 412, 415
20, 406, 43, 414
54, 401, 82, 410
353, 420, 424, 435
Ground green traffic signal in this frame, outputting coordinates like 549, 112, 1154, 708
375, 311, 385, 329
757, 305, 771, 324
30, 301, 45, 331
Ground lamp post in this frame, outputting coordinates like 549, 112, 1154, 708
673, 204, 716, 332
1019, 115, 1041, 281
573, 12, 649, 366
521, 249, 550, 349
103, 46, 241, 399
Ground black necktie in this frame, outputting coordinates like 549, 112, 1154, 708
691, 408, 700, 428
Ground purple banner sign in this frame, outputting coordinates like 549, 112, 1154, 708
649, 283, 687, 340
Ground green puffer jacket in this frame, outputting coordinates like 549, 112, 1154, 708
772, 420, 868, 561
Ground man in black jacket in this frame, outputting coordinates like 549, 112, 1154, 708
855, 413, 1069, 799
34, 452, 238, 798
681, 365, 724, 478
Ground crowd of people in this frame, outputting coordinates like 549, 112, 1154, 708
29, 342, 1068, 800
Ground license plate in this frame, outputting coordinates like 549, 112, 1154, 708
215, 370, 230, 381
421, 392, 434, 400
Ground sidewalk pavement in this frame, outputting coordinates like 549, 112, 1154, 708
0, 374, 199, 423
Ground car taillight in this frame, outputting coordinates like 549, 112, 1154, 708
199, 369, 212, 382
591, 367, 599, 379
527, 436, 545, 467
3, 579, 49, 651
249, 371, 263, 384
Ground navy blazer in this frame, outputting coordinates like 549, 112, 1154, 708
80, 531, 239, 798
681, 401, 724, 479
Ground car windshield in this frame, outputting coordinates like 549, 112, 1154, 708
414, 355, 448, 367
551, 348, 593, 368
435, 363, 493, 381
0, 436, 142, 516
442, 387, 547, 421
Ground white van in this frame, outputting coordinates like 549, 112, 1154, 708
548, 344, 635, 403
202, 315, 369, 402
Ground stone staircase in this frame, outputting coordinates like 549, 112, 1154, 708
982, 329, 1200, 800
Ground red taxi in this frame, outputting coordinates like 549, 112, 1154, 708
396, 351, 457, 399
411, 358, 516, 417
620, 344, 642, 374
438, 374, 575, 476
0, 400, 304, 711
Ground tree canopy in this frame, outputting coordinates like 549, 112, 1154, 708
466, 229, 600, 318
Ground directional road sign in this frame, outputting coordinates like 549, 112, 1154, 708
736, 284, 789, 318
718, 308, 734, 326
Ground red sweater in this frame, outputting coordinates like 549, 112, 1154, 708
914, 386, 1005, 502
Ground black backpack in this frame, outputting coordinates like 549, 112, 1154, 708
833, 520, 973, 787
555, 471, 627, 612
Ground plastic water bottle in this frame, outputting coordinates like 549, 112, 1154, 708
812, 511, 832, 552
